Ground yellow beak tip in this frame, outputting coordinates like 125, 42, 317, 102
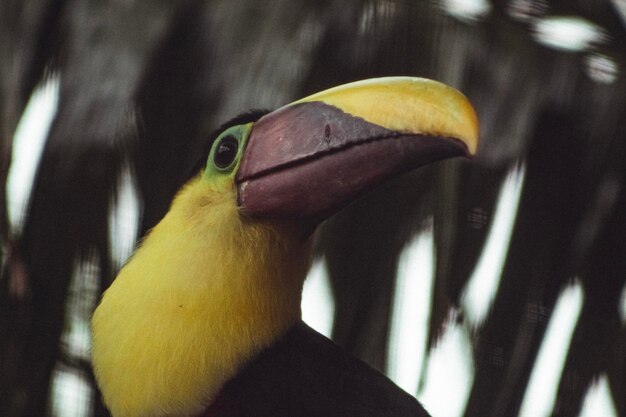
296, 76, 479, 155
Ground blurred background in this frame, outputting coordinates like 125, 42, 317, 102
1, 0, 625, 416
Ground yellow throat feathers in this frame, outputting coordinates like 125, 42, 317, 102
91, 175, 311, 417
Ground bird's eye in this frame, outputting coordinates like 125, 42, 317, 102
213, 135, 239, 170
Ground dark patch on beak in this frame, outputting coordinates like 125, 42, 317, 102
236, 102, 468, 226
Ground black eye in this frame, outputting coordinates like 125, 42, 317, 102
213, 135, 239, 169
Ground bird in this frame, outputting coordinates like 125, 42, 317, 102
91, 77, 479, 417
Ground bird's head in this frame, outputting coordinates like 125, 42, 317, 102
199, 77, 478, 237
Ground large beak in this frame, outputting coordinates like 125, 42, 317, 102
236, 77, 478, 225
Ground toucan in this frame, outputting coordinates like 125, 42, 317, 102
91, 77, 478, 417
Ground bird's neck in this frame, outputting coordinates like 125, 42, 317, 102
92, 177, 311, 417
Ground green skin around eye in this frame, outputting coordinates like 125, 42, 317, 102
204, 123, 253, 180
